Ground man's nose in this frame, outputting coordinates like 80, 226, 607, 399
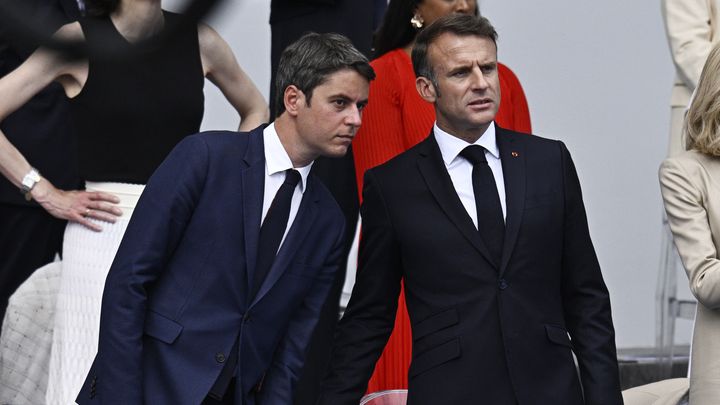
345, 104, 362, 127
470, 68, 489, 90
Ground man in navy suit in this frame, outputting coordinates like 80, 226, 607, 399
319, 14, 622, 405
77, 32, 374, 405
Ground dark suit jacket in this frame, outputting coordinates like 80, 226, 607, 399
319, 127, 623, 405
77, 127, 346, 405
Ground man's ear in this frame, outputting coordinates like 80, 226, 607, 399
416, 76, 437, 103
283, 85, 305, 117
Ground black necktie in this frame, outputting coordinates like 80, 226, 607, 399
251, 169, 301, 299
460, 146, 505, 265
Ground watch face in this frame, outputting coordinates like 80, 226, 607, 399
21, 169, 40, 192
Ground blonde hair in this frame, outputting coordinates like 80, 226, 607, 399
685, 43, 720, 156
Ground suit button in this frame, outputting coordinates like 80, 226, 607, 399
499, 279, 508, 290
243, 313, 252, 323
215, 352, 226, 363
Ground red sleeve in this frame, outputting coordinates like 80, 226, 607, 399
496, 63, 532, 133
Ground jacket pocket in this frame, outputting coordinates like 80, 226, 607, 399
412, 307, 459, 341
545, 324, 572, 348
144, 310, 183, 344
409, 337, 461, 378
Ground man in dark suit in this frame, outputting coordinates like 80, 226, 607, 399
77, 32, 374, 405
318, 14, 623, 405
268, 2, 385, 403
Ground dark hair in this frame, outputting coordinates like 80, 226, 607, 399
412, 13, 497, 86
274, 32, 375, 116
373, 0, 481, 58
373, 0, 421, 58
84, 0, 120, 17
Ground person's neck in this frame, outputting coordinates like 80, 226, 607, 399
111, 0, 164, 43
273, 115, 313, 168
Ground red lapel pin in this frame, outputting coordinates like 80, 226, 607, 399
511, 151, 519, 157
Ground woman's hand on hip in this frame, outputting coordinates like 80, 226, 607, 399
30, 178, 122, 231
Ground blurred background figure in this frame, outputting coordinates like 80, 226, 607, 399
351, 0, 531, 393
0, 0, 80, 329
656, 0, 720, 372
0, 1, 80, 402
0, 0, 268, 402
661, 0, 719, 158
658, 42, 720, 405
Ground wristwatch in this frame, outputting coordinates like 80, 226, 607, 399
20, 167, 41, 201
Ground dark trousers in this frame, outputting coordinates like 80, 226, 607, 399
0, 204, 66, 325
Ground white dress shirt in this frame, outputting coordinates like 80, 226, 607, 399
433, 122, 507, 229
262, 123, 313, 249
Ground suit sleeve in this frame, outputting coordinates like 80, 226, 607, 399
557, 142, 622, 405
258, 216, 345, 405
660, 158, 720, 309
317, 170, 404, 405
662, 0, 715, 90
93, 136, 210, 404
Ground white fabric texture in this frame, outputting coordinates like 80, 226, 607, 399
0, 182, 142, 405
46, 182, 142, 405
0, 261, 61, 405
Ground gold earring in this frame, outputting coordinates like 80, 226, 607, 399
410, 13, 424, 29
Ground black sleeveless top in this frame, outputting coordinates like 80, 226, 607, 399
70, 11, 204, 184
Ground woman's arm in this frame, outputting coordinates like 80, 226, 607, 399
660, 157, 720, 309
198, 24, 269, 131
0, 23, 121, 231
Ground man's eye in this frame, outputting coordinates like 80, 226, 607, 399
333, 99, 347, 107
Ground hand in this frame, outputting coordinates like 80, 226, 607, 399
30, 178, 122, 232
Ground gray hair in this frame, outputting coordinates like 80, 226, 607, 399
274, 32, 375, 115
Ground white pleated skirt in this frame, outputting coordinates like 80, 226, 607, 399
44, 182, 144, 405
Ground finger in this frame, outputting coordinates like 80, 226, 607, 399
71, 213, 103, 232
86, 208, 118, 224
88, 201, 123, 216
88, 191, 121, 204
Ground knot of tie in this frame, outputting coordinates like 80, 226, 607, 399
460, 145, 488, 165
284, 169, 301, 188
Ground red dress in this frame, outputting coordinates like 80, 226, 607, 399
351, 48, 532, 393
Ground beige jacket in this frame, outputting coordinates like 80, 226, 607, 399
662, 0, 720, 107
659, 150, 720, 405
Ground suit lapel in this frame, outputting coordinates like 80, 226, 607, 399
251, 177, 319, 306
416, 134, 498, 267
241, 128, 266, 298
497, 127, 526, 276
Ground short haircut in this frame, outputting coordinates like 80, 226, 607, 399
274, 32, 376, 116
412, 14, 498, 87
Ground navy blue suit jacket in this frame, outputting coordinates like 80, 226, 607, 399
78, 127, 346, 404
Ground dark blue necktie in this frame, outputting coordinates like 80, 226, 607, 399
460, 146, 505, 265
251, 169, 301, 299
208, 169, 302, 401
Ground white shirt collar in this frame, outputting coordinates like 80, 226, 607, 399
263, 123, 313, 192
434, 122, 499, 166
